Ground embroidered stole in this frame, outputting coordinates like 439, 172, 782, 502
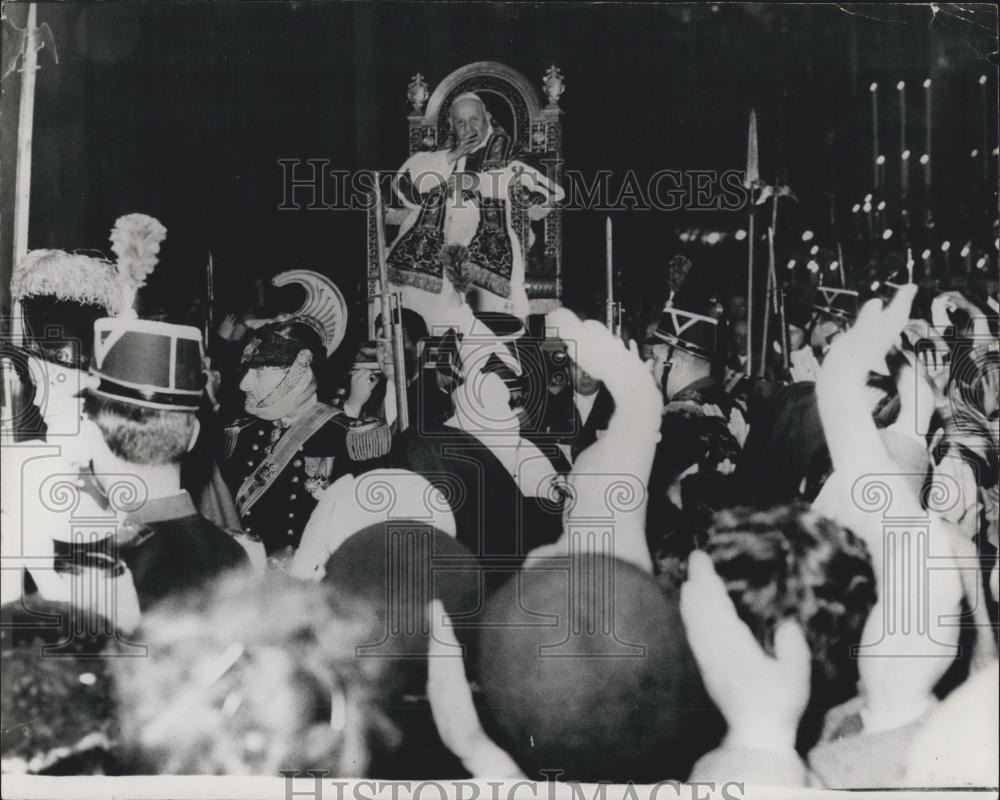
387, 131, 517, 298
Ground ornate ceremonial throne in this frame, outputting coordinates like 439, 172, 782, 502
367, 61, 565, 332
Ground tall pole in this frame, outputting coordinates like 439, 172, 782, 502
757, 197, 778, 378
205, 251, 215, 346
981, 75, 989, 182
605, 216, 614, 330
898, 81, 908, 197
870, 82, 879, 190
745, 110, 759, 376
923, 78, 932, 191
373, 172, 408, 431
12, 4, 40, 346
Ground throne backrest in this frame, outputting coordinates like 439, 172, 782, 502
409, 62, 554, 155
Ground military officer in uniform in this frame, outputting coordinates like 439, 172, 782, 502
220, 271, 391, 561
645, 291, 745, 529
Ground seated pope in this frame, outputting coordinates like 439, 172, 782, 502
387, 92, 564, 320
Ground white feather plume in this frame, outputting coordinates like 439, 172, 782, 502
109, 213, 167, 289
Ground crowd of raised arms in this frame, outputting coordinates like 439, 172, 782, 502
1, 99, 997, 787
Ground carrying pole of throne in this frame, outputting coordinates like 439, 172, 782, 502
368, 62, 564, 335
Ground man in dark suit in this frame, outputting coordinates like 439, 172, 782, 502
536, 350, 616, 465
564, 361, 616, 463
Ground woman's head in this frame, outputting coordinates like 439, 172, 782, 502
112, 571, 387, 775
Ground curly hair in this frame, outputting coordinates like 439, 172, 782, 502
111, 571, 392, 776
655, 503, 876, 698
83, 393, 197, 465
704, 504, 877, 691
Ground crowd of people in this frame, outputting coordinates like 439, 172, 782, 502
1, 93, 998, 790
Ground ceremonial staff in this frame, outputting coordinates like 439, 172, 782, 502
756, 182, 797, 377
10, 3, 45, 347
205, 251, 214, 345
372, 172, 409, 431
752, 169, 796, 377
3, 4, 43, 434
744, 110, 759, 376
758, 197, 778, 378
605, 217, 622, 338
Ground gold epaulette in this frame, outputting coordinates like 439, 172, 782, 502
345, 417, 392, 461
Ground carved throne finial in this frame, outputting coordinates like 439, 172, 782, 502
407, 73, 429, 115
542, 65, 565, 109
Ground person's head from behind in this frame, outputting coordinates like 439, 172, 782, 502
1, 598, 118, 775
704, 505, 875, 696
112, 571, 386, 776
669, 504, 876, 751
12, 250, 124, 435
81, 319, 205, 472
83, 394, 198, 469
477, 554, 724, 783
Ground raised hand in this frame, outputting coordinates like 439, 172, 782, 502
344, 368, 380, 416
447, 130, 481, 163
680, 551, 811, 753
816, 285, 918, 489
535, 310, 661, 573
813, 284, 965, 734
427, 600, 524, 778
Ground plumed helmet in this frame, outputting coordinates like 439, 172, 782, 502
12, 250, 124, 370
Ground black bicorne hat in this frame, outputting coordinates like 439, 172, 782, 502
239, 319, 326, 373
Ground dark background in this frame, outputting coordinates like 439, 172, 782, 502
2, 2, 997, 339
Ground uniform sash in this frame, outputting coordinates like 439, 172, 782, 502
235, 403, 341, 516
